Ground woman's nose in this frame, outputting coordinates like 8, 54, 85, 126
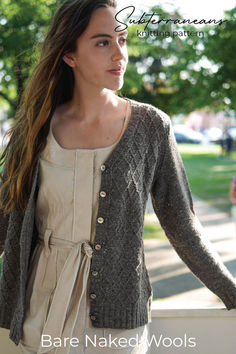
111, 43, 126, 61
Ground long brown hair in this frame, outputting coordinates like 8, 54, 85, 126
0, 0, 117, 216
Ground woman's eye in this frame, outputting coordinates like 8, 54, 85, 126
120, 37, 128, 44
97, 40, 109, 47
96, 37, 128, 47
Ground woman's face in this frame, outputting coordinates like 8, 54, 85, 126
63, 6, 129, 91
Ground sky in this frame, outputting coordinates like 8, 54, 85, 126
116, 0, 235, 20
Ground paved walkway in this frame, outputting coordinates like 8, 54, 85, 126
144, 193, 236, 308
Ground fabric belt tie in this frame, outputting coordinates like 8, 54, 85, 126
37, 229, 93, 354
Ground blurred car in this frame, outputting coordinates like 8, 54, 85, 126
173, 124, 205, 144
227, 127, 236, 140
0, 120, 12, 149
0, 133, 10, 149
202, 127, 223, 144
211, 127, 236, 148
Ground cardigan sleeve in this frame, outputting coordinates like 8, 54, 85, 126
150, 112, 236, 310
0, 162, 9, 258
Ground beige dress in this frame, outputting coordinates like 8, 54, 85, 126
19, 99, 150, 354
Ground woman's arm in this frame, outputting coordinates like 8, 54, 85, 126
150, 112, 236, 310
0, 210, 9, 258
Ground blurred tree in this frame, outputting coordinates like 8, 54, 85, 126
0, 0, 59, 118
201, 7, 236, 112
119, 5, 236, 116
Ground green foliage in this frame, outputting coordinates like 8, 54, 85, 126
201, 8, 236, 112
0, 0, 60, 117
119, 6, 236, 115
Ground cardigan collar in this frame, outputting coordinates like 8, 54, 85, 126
39, 98, 139, 169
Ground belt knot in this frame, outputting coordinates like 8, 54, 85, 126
81, 241, 93, 258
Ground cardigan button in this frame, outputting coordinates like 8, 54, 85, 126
90, 315, 96, 321
101, 164, 106, 171
90, 293, 97, 299
92, 270, 98, 276
100, 191, 106, 197
97, 217, 104, 223
95, 244, 102, 251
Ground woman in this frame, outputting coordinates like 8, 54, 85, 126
1, 1, 236, 353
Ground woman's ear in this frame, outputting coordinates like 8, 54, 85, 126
62, 52, 76, 68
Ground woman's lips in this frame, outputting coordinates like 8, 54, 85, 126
107, 69, 123, 76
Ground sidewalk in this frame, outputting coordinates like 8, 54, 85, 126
144, 193, 236, 308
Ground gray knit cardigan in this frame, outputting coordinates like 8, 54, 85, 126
1, 98, 236, 346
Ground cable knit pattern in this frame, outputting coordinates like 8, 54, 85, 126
1, 98, 236, 347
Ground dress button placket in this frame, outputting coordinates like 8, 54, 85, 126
90, 165, 107, 325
